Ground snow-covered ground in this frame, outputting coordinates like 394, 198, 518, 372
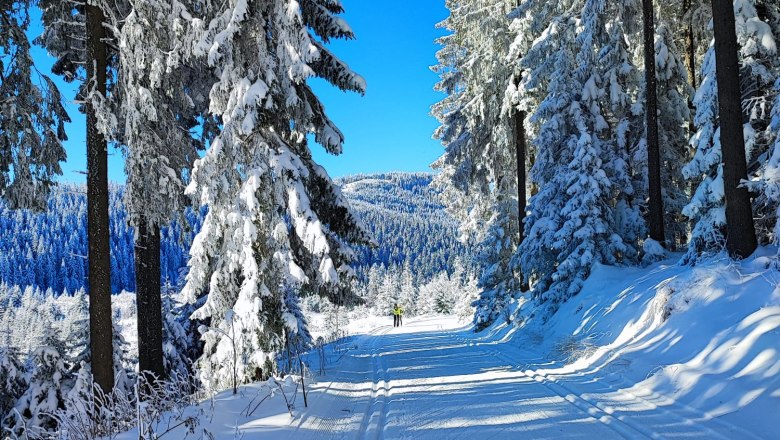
118, 249, 779, 439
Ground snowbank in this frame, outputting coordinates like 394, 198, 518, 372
496, 247, 780, 437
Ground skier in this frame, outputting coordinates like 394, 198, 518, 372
393, 303, 404, 327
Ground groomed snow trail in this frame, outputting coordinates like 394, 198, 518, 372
291, 317, 684, 439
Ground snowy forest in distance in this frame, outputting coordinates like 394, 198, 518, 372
0, 173, 470, 297
1, 0, 780, 438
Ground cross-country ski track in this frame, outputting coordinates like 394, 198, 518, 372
280, 316, 755, 439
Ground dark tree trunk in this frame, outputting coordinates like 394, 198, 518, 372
86, 2, 114, 394
682, 0, 697, 91
135, 216, 165, 383
643, 0, 665, 244
683, 0, 697, 133
711, 0, 757, 258
514, 108, 526, 242
512, 87, 529, 291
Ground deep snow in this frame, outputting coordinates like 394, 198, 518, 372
119, 248, 780, 439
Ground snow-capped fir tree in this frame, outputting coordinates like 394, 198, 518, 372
472, 204, 517, 329
181, 0, 371, 393
516, 0, 640, 317
114, 0, 216, 383
279, 287, 313, 374
745, 0, 780, 241
398, 263, 417, 316
420, 272, 457, 315
683, 1, 777, 261
650, 24, 693, 249
432, 0, 523, 327
111, 321, 134, 396
374, 268, 401, 317
512, 13, 578, 316
750, 77, 780, 246
161, 284, 194, 382
61, 290, 90, 369
682, 41, 724, 260
601, 0, 645, 251
432, 0, 518, 233
0, 345, 27, 424
455, 275, 480, 323
118, 0, 212, 230
36, 0, 133, 395
4, 323, 69, 438
0, 0, 69, 210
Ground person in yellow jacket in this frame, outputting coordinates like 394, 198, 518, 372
393, 303, 404, 327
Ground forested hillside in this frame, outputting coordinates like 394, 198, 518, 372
0, 173, 468, 295
338, 172, 471, 283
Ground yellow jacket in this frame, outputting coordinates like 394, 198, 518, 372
393, 306, 403, 316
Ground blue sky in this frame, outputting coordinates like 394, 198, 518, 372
34, 1, 449, 183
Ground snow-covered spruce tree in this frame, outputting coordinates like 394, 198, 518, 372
682, 40, 725, 261
0, 0, 69, 210
374, 268, 400, 317
4, 323, 69, 438
0, 345, 27, 426
182, 0, 370, 393
516, 0, 641, 317
279, 287, 312, 374
631, 17, 694, 258
472, 202, 517, 329
161, 283, 194, 383
683, 1, 777, 261
422, 272, 459, 315
746, 0, 780, 242
652, 24, 694, 250
36, 0, 133, 394
398, 263, 417, 316
455, 274, 480, 322
606, 1, 646, 253
512, 14, 579, 316
751, 76, 780, 246
117, 0, 215, 383
432, 0, 523, 328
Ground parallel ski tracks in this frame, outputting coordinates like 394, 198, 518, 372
304, 325, 392, 439
446, 331, 760, 440
357, 325, 392, 440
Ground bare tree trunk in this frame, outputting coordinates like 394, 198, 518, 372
711, 0, 757, 258
513, 104, 529, 292
86, 1, 114, 394
683, 0, 697, 90
643, 0, 665, 244
514, 108, 526, 242
683, 0, 697, 133
135, 216, 165, 383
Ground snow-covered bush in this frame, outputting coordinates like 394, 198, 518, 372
0, 346, 27, 424
4, 325, 69, 438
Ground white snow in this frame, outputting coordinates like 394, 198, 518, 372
113, 248, 780, 439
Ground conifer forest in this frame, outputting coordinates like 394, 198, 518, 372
0, 0, 779, 438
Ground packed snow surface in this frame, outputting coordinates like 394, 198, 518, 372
118, 249, 779, 439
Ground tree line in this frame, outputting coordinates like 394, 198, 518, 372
432, 0, 780, 327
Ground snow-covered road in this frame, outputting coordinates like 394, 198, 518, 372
125, 315, 763, 439
284, 316, 754, 439
298, 318, 625, 439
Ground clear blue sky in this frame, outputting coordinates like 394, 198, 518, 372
34, 1, 449, 183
